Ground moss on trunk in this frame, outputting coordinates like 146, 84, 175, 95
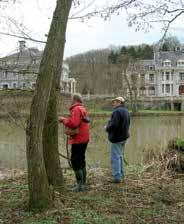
26, 0, 72, 210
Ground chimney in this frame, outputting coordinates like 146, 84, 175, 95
19, 40, 26, 52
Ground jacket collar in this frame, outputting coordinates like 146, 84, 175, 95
70, 102, 82, 110
114, 105, 124, 110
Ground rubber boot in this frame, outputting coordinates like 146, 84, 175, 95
73, 169, 85, 192
82, 166, 87, 185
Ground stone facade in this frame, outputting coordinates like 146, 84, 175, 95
0, 41, 76, 94
133, 50, 184, 98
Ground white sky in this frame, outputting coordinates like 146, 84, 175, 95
0, 0, 184, 58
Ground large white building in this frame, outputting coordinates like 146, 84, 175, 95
0, 41, 76, 94
132, 50, 184, 98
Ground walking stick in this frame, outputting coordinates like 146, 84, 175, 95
66, 136, 72, 168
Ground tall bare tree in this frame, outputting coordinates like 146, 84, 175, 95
26, 0, 72, 210
117, 54, 143, 112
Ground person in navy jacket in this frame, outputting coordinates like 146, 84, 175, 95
106, 97, 130, 183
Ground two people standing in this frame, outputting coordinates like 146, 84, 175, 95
106, 97, 130, 183
59, 94, 130, 191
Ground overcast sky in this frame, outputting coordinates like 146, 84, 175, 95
0, 0, 184, 58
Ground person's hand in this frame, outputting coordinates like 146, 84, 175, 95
104, 125, 107, 130
59, 116, 65, 123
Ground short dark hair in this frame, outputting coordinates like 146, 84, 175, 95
72, 93, 83, 103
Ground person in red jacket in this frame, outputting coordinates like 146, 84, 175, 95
59, 93, 90, 192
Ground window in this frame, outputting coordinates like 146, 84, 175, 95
166, 72, 170, 81
148, 86, 155, 95
179, 73, 184, 80
177, 60, 184, 66
3, 71, 8, 79
163, 60, 171, 67
13, 83, 17, 88
171, 84, 173, 95
166, 84, 170, 93
140, 74, 145, 82
2, 84, 8, 89
32, 59, 37, 65
140, 87, 146, 96
171, 73, 174, 80
0, 61, 7, 65
32, 83, 36, 89
132, 86, 137, 92
179, 85, 184, 95
22, 83, 26, 88
162, 72, 164, 81
162, 84, 164, 93
149, 74, 154, 82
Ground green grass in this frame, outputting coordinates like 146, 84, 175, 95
176, 138, 184, 151
139, 109, 184, 113
69, 209, 120, 224
20, 219, 57, 224
79, 195, 113, 205
1, 166, 184, 224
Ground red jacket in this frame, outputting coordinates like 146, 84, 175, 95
60, 103, 90, 144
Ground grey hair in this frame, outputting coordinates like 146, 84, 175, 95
72, 93, 83, 103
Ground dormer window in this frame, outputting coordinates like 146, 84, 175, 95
163, 60, 171, 67
177, 60, 184, 66
32, 59, 37, 65
149, 74, 154, 82
149, 66, 154, 70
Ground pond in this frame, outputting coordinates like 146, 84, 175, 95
0, 115, 184, 170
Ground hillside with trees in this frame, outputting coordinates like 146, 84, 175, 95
66, 44, 152, 95
67, 37, 183, 95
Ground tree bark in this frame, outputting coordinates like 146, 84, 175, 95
43, 0, 73, 191
26, 0, 72, 210
43, 79, 64, 190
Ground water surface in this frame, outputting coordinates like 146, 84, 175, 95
0, 115, 184, 169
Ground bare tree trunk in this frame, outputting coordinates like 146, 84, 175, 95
26, 0, 72, 210
43, 78, 64, 190
120, 56, 138, 113
124, 71, 137, 113
123, 71, 133, 103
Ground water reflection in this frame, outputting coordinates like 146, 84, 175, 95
0, 116, 184, 169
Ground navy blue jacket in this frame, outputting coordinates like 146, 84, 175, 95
106, 105, 130, 143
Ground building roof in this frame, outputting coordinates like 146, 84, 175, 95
140, 50, 184, 69
155, 51, 184, 67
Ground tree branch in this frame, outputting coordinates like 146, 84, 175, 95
0, 31, 46, 43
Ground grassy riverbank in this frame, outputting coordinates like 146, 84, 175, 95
1, 163, 184, 224
1, 89, 184, 118
1, 109, 184, 119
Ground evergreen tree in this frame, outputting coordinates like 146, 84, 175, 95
161, 43, 169, 51
108, 50, 119, 64
127, 46, 137, 59
120, 46, 128, 55
141, 45, 153, 59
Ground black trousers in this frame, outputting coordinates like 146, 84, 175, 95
71, 143, 88, 171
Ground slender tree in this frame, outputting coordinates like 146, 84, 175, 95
26, 0, 73, 210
